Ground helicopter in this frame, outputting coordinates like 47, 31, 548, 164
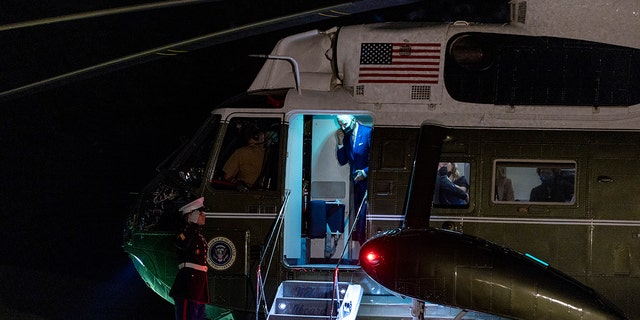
8, 0, 640, 319
120, 0, 640, 319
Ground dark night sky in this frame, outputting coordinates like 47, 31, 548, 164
0, 1, 508, 319
0, 10, 273, 320
0, 40, 271, 319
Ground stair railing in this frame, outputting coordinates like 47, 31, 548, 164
330, 190, 368, 319
255, 189, 291, 320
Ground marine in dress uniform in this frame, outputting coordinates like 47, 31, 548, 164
170, 197, 209, 320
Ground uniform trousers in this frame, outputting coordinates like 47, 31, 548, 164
174, 297, 206, 320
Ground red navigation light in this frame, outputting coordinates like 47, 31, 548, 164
364, 251, 381, 266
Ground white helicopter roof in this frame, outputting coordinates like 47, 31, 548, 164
241, 0, 640, 131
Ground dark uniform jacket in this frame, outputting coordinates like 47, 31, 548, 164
169, 223, 209, 304
336, 124, 371, 177
434, 168, 468, 205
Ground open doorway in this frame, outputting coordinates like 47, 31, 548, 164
283, 113, 373, 267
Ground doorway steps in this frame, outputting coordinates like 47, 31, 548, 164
266, 280, 361, 320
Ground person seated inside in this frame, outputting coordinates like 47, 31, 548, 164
447, 162, 469, 194
529, 167, 574, 202
434, 162, 468, 205
221, 126, 265, 189
495, 166, 515, 201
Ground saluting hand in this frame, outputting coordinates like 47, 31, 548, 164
336, 129, 344, 145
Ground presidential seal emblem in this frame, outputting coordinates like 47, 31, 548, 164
207, 236, 236, 271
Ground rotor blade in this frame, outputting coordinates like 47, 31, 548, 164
1, 0, 423, 102
0, 0, 222, 32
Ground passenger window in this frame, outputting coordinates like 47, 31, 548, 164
433, 161, 471, 208
212, 117, 281, 191
493, 160, 576, 204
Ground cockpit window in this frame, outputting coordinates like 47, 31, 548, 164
168, 114, 221, 189
493, 160, 576, 204
212, 117, 281, 191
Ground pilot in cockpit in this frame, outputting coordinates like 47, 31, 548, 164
222, 125, 265, 189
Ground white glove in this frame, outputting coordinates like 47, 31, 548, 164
187, 211, 200, 224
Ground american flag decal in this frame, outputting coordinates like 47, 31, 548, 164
359, 42, 441, 84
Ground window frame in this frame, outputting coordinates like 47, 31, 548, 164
209, 115, 284, 192
432, 160, 473, 209
491, 159, 577, 205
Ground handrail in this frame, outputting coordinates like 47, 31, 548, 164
330, 190, 368, 319
248, 55, 302, 95
255, 189, 291, 320
253, 188, 364, 320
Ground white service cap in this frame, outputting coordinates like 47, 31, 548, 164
179, 197, 205, 214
